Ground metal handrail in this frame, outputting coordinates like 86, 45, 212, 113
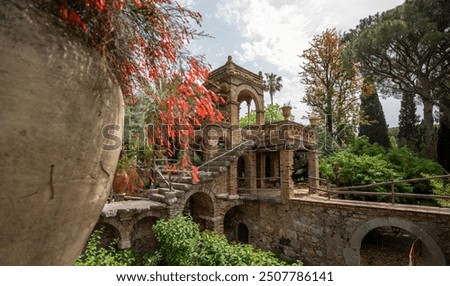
197, 140, 253, 170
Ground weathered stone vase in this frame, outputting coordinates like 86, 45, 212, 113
0, 2, 124, 265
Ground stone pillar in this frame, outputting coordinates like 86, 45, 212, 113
248, 153, 257, 190
307, 150, 320, 193
259, 154, 266, 189
256, 110, 265, 125
247, 101, 251, 126
228, 161, 239, 199
228, 100, 241, 146
279, 149, 294, 204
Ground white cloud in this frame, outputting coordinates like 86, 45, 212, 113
218, 0, 403, 76
210, 0, 404, 125
186, 0, 404, 126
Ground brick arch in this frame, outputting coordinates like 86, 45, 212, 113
174, 190, 217, 231
344, 217, 446, 265
223, 204, 251, 243
97, 217, 125, 243
175, 189, 217, 212
235, 84, 264, 113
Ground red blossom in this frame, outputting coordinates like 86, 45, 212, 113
58, 0, 222, 177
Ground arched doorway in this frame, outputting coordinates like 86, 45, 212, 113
360, 226, 429, 265
223, 205, 249, 243
345, 217, 446, 265
237, 223, 249, 243
130, 216, 159, 259
183, 192, 215, 231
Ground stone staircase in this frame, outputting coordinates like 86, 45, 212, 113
149, 140, 254, 205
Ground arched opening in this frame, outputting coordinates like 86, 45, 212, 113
130, 216, 159, 260
223, 205, 249, 243
236, 87, 264, 127
239, 99, 256, 127
345, 217, 446, 266
263, 153, 280, 188
237, 223, 249, 243
80, 222, 121, 255
92, 222, 121, 248
360, 226, 430, 265
183, 192, 214, 231
237, 154, 253, 191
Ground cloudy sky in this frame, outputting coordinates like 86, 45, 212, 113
180, 0, 405, 126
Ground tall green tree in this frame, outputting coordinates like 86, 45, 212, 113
300, 28, 361, 145
348, 0, 450, 158
398, 91, 423, 152
264, 73, 283, 106
359, 77, 390, 149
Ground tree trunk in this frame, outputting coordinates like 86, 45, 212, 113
423, 99, 437, 159
0, 2, 124, 265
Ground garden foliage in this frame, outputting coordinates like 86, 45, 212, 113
76, 216, 303, 266
320, 136, 448, 205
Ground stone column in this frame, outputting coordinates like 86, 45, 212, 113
307, 150, 320, 193
247, 101, 251, 126
259, 154, 266, 189
256, 110, 265, 126
248, 153, 257, 190
279, 149, 294, 204
228, 161, 239, 199
228, 100, 241, 146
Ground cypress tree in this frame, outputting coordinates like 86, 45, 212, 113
358, 77, 390, 148
398, 91, 422, 152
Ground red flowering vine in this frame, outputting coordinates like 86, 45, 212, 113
54, 0, 222, 181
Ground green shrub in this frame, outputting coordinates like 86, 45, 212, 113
386, 147, 445, 179
152, 214, 200, 266
152, 215, 302, 266
142, 249, 163, 266
319, 150, 412, 202
348, 136, 386, 157
75, 229, 137, 266
320, 137, 448, 204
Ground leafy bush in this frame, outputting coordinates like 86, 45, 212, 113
429, 177, 450, 207
320, 137, 448, 204
75, 229, 137, 266
152, 215, 200, 266
142, 250, 163, 266
153, 215, 302, 266
386, 147, 445, 179
320, 151, 399, 186
347, 136, 386, 157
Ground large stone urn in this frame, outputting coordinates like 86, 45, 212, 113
0, 2, 124, 265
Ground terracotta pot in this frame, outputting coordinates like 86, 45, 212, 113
113, 170, 130, 194
0, 2, 124, 265
281, 105, 292, 120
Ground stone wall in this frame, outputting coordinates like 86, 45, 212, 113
95, 192, 450, 265
223, 199, 450, 265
